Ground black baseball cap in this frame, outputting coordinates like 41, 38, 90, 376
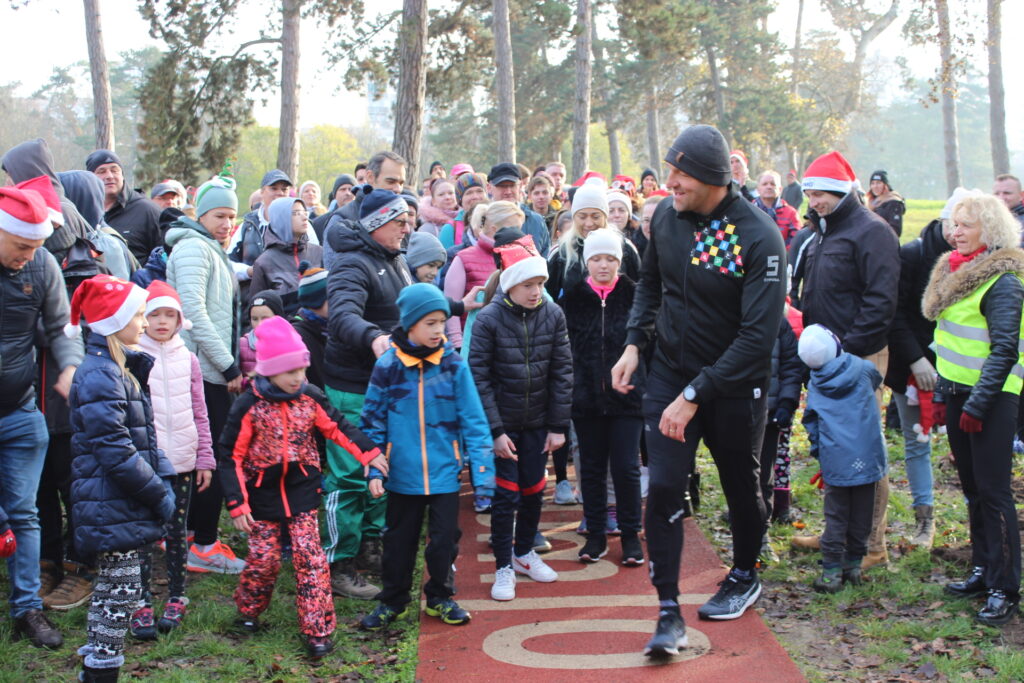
261, 169, 293, 188
488, 162, 522, 185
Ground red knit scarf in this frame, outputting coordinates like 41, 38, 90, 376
949, 246, 985, 272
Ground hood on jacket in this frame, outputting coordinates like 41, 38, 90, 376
922, 247, 1024, 320
810, 353, 861, 397
267, 196, 306, 245
1, 138, 66, 199
57, 170, 105, 228
165, 216, 218, 248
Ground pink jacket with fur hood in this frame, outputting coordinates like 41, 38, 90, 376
138, 332, 216, 474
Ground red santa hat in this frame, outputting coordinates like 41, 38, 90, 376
802, 151, 856, 195
64, 274, 149, 338
499, 243, 549, 294
16, 175, 63, 227
0, 185, 53, 240
573, 170, 607, 188
730, 150, 749, 171
145, 280, 192, 331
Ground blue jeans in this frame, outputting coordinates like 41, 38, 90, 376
893, 391, 934, 507
0, 402, 49, 616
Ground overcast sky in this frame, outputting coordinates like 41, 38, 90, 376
1, 0, 1019, 147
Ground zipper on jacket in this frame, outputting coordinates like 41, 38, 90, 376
279, 403, 292, 518
419, 365, 430, 495
600, 296, 607, 394
522, 310, 531, 423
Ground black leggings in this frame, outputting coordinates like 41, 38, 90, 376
189, 382, 231, 546
37, 433, 86, 567
140, 471, 194, 603
575, 416, 642, 536
946, 391, 1021, 596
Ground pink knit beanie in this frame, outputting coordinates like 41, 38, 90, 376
254, 316, 310, 376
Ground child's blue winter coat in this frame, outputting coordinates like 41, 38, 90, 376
802, 353, 887, 487
69, 332, 176, 557
361, 341, 495, 496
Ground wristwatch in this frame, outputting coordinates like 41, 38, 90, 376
683, 385, 699, 403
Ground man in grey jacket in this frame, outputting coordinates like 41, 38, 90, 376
0, 186, 83, 649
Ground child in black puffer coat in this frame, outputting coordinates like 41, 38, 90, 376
67, 276, 176, 682
562, 229, 646, 567
469, 242, 573, 603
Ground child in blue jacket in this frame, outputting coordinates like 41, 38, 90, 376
799, 324, 887, 593
358, 283, 495, 630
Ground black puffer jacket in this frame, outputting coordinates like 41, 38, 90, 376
468, 296, 573, 437
70, 334, 175, 557
923, 248, 1024, 420
563, 277, 644, 418
767, 317, 802, 414
546, 230, 641, 301
626, 185, 787, 402
885, 219, 952, 392
323, 223, 412, 393
870, 194, 906, 237
105, 184, 163, 264
801, 191, 900, 357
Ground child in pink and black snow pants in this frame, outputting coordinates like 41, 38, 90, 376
218, 316, 387, 657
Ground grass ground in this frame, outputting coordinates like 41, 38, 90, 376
0, 525, 423, 682
902, 199, 946, 244
692, 399, 1024, 682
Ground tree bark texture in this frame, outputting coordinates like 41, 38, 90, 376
646, 86, 660, 171
704, 43, 729, 146
987, 0, 1009, 175
83, 0, 115, 151
791, 0, 804, 95
571, 0, 592, 181
936, 0, 962, 193
847, 0, 898, 112
493, 0, 516, 163
393, 0, 429, 184
607, 125, 621, 178
277, 0, 302, 183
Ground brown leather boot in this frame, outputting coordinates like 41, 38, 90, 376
790, 535, 820, 550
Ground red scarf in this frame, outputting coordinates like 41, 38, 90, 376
949, 246, 985, 272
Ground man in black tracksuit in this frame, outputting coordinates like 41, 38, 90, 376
612, 125, 787, 656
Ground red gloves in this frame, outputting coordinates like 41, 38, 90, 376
932, 402, 947, 427
959, 411, 984, 433
0, 526, 16, 558
810, 471, 825, 489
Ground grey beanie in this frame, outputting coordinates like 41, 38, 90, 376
664, 125, 731, 187
406, 231, 447, 270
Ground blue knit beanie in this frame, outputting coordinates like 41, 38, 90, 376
359, 187, 408, 232
397, 283, 450, 330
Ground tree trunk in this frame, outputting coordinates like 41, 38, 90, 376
646, 85, 660, 170
704, 43, 729, 145
607, 124, 621, 178
277, 0, 302, 182
987, 0, 1009, 175
847, 0, 898, 112
936, 0, 962, 193
571, 0, 592, 181
493, 0, 516, 162
791, 0, 804, 95
393, 0, 429, 184
83, 0, 115, 150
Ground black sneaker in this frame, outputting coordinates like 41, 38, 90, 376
976, 590, 1019, 626
945, 566, 987, 599
621, 534, 644, 566
643, 609, 688, 656
305, 634, 334, 658
233, 614, 261, 634
425, 598, 471, 625
697, 570, 761, 620
578, 536, 608, 563
359, 603, 407, 631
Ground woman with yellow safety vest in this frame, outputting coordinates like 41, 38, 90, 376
923, 194, 1024, 627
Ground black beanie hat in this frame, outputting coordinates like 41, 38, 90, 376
330, 174, 356, 197
664, 125, 731, 187
870, 169, 890, 190
85, 149, 122, 173
641, 167, 658, 183
248, 290, 285, 318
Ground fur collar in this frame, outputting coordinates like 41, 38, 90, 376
922, 247, 1024, 320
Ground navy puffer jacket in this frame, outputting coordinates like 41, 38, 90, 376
70, 333, 175, 557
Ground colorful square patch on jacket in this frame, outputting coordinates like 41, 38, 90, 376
690, 219, 744, 278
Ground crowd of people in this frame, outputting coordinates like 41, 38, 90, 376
1, 126, 1024, 679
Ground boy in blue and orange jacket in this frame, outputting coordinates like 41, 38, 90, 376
358, 283, 495, 630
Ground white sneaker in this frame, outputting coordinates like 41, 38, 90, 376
513, 550, 558, 582
491, 566, 516, 601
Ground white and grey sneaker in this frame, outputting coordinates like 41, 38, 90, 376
513, 550, 558, 583
697, 570, 761, 620
491, 565, 516, 601
553, 480, 576, 505
644, 610, 688, 656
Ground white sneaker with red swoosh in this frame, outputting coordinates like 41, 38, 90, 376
513, 550, 558, 582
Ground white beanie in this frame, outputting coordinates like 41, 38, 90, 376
582, 228, 623, 262
798, 324, 843, 369
572, 184, 608, 217
940, 187, 983, 220
606, 190, 631, 211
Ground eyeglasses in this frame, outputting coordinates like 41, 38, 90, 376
291, 210, 308, 217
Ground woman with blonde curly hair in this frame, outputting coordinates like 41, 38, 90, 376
923, 193, 1024, 626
